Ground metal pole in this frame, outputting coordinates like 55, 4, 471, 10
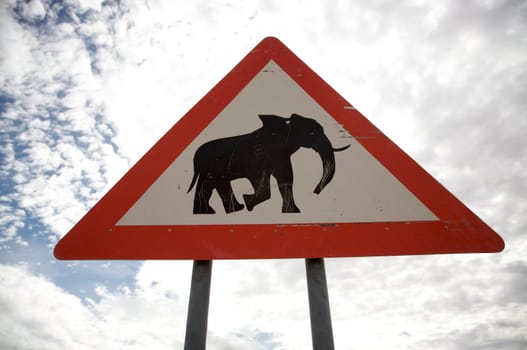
305, 258, 335, 350
184, 260, 213, 350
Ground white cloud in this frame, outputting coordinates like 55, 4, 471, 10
3, 253, 527, 350
76, 0, 104, 13
0, 263, 189, 349
18, 0, 47, 22
0, 199, 27, 246
0, 1, 132, 241
207, 260, 310, 348
326, 254, 527, 350
0, 3, 37, 85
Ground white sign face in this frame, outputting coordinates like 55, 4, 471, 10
117, 60, 438, 225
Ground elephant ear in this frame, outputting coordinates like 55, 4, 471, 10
258, 114, 287, 128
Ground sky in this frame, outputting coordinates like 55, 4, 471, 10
1, 0, 526, 349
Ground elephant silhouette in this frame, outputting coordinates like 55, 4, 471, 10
187, 113, 350, 214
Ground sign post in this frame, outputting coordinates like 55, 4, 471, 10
184, 260, 213, 350
306, 258, 335, 350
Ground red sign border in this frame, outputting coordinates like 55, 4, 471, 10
54, 37, 504, 259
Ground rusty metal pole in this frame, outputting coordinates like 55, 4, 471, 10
305, 258, 335, 350
184, 260, 213, 350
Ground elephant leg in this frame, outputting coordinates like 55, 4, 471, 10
193, 177, 215, 214
216, 180, 244, 213
243, 174, 271, 211
273, 163, 300, 213
277, 183, 300, 213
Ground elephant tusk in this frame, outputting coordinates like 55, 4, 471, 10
332, 144, 351, 152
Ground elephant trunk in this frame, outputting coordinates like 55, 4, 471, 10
313, 136, 337, 195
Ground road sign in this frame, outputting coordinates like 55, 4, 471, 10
54, 37, 504, 259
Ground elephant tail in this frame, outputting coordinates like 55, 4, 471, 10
187, 172, 199, 193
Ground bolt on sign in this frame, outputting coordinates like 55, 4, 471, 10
54, 37, 504, 260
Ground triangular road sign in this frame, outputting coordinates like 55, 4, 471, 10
54, 37, 504, 260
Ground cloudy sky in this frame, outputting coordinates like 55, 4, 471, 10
1, 0, 526, 349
